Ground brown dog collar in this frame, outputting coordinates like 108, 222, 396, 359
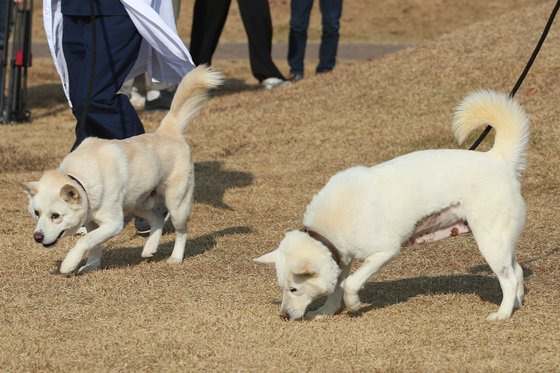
68, 174, 90, 223
301, 226, 342, 267
68, 175, 86, 196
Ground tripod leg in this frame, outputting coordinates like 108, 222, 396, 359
0, 0, 13, 123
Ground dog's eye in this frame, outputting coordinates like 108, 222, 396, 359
51, 213, 60, 220
290, 287, 297, 293
34, 210, 39, 217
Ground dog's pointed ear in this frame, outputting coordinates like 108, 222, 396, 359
292, 258, 318, 277
253, 251, 277, 265
60, 184, 81, 204
21, 182, 39, 197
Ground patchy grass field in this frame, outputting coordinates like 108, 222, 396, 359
3, 1, 560, 371
33, 0, 549, 44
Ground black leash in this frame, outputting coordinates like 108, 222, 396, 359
469, 0, 560, 150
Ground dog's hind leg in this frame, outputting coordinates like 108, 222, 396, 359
342, 249, 398, 312
513, 258, 524, 309
165, 175, 194, 264
136, 209, 165, 258
306, 260, 353, 320
470, 206, 524, 320
477, 243, 518, 321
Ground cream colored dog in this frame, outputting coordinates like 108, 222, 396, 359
255, 91, 530, 321
22, 66, 222, 275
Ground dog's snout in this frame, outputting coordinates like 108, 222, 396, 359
279, 311, 290, 321
33, 231, 44, 243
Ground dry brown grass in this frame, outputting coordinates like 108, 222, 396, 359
3, 1, 560, 371
32, 0, 549, 44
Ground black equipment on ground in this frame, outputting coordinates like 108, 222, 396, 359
0, 0, 32, 124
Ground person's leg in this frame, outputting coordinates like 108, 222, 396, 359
63, 15, 144, 149
317, 0, 342, 73
172, 0, 181, 21
144, 77, 176, 111
63, 16, 97, 144
237, 0, 285, 82
189, 0, 231, 65
142, 0, 183, 111
287, 0, 313, 78
62, 16, 88, 144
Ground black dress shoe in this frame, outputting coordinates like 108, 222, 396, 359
144, 90, 174, 112
289, 72, 303, 82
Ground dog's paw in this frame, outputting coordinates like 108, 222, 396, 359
486, 311, 511, 321
343, 291, 362, 312
59, 261, 78, 276
346, 302, 365, 313
167, 256, 183, 265
141, 248, 157, 258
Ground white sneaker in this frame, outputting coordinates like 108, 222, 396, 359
130, 86, 146, 108
260, 77, 289, 90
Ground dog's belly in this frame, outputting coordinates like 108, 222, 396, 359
403, 204, 471, 246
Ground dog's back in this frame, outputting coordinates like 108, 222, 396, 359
305, 92, 530, 247
59, 66, 223, 212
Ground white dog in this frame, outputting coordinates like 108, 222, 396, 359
255, 91, 530, 321
22, 66, 222, 275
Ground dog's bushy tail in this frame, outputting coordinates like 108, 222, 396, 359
452, 90, 530, 174
157, 65, 223, 135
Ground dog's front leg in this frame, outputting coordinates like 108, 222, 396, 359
306, 261, 353, 320
135, 209, 165, 258
77, 223, 101, 274
60, 220, 123, 275
77, 245, 102, 274
342, 250, 397, 312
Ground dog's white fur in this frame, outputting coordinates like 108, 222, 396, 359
255, 91, 529, 321
22, 66, 222, 275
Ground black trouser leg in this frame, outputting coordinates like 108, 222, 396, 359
189, 0, 231, 65
237, 0, 284, 82
63, 15, 144, 150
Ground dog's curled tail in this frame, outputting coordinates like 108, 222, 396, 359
157, 65, 223, 135
452, 90, 530, 174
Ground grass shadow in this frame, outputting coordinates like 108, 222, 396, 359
61, 226, 253, 272
468, 263, 534, 278
268, 268, 535, 318
194, 161, 254, 210
283, 266, 534, 317
211, 77, 260, 97
347, 270, 532, 317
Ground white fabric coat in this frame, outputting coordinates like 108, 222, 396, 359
43, 0, 195, 105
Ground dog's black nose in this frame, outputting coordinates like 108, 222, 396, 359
33, 232, 44, 243
279, 311, 290, 321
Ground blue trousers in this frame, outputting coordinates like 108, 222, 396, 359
288, 0, 343, 75
63, 15, 144, 150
